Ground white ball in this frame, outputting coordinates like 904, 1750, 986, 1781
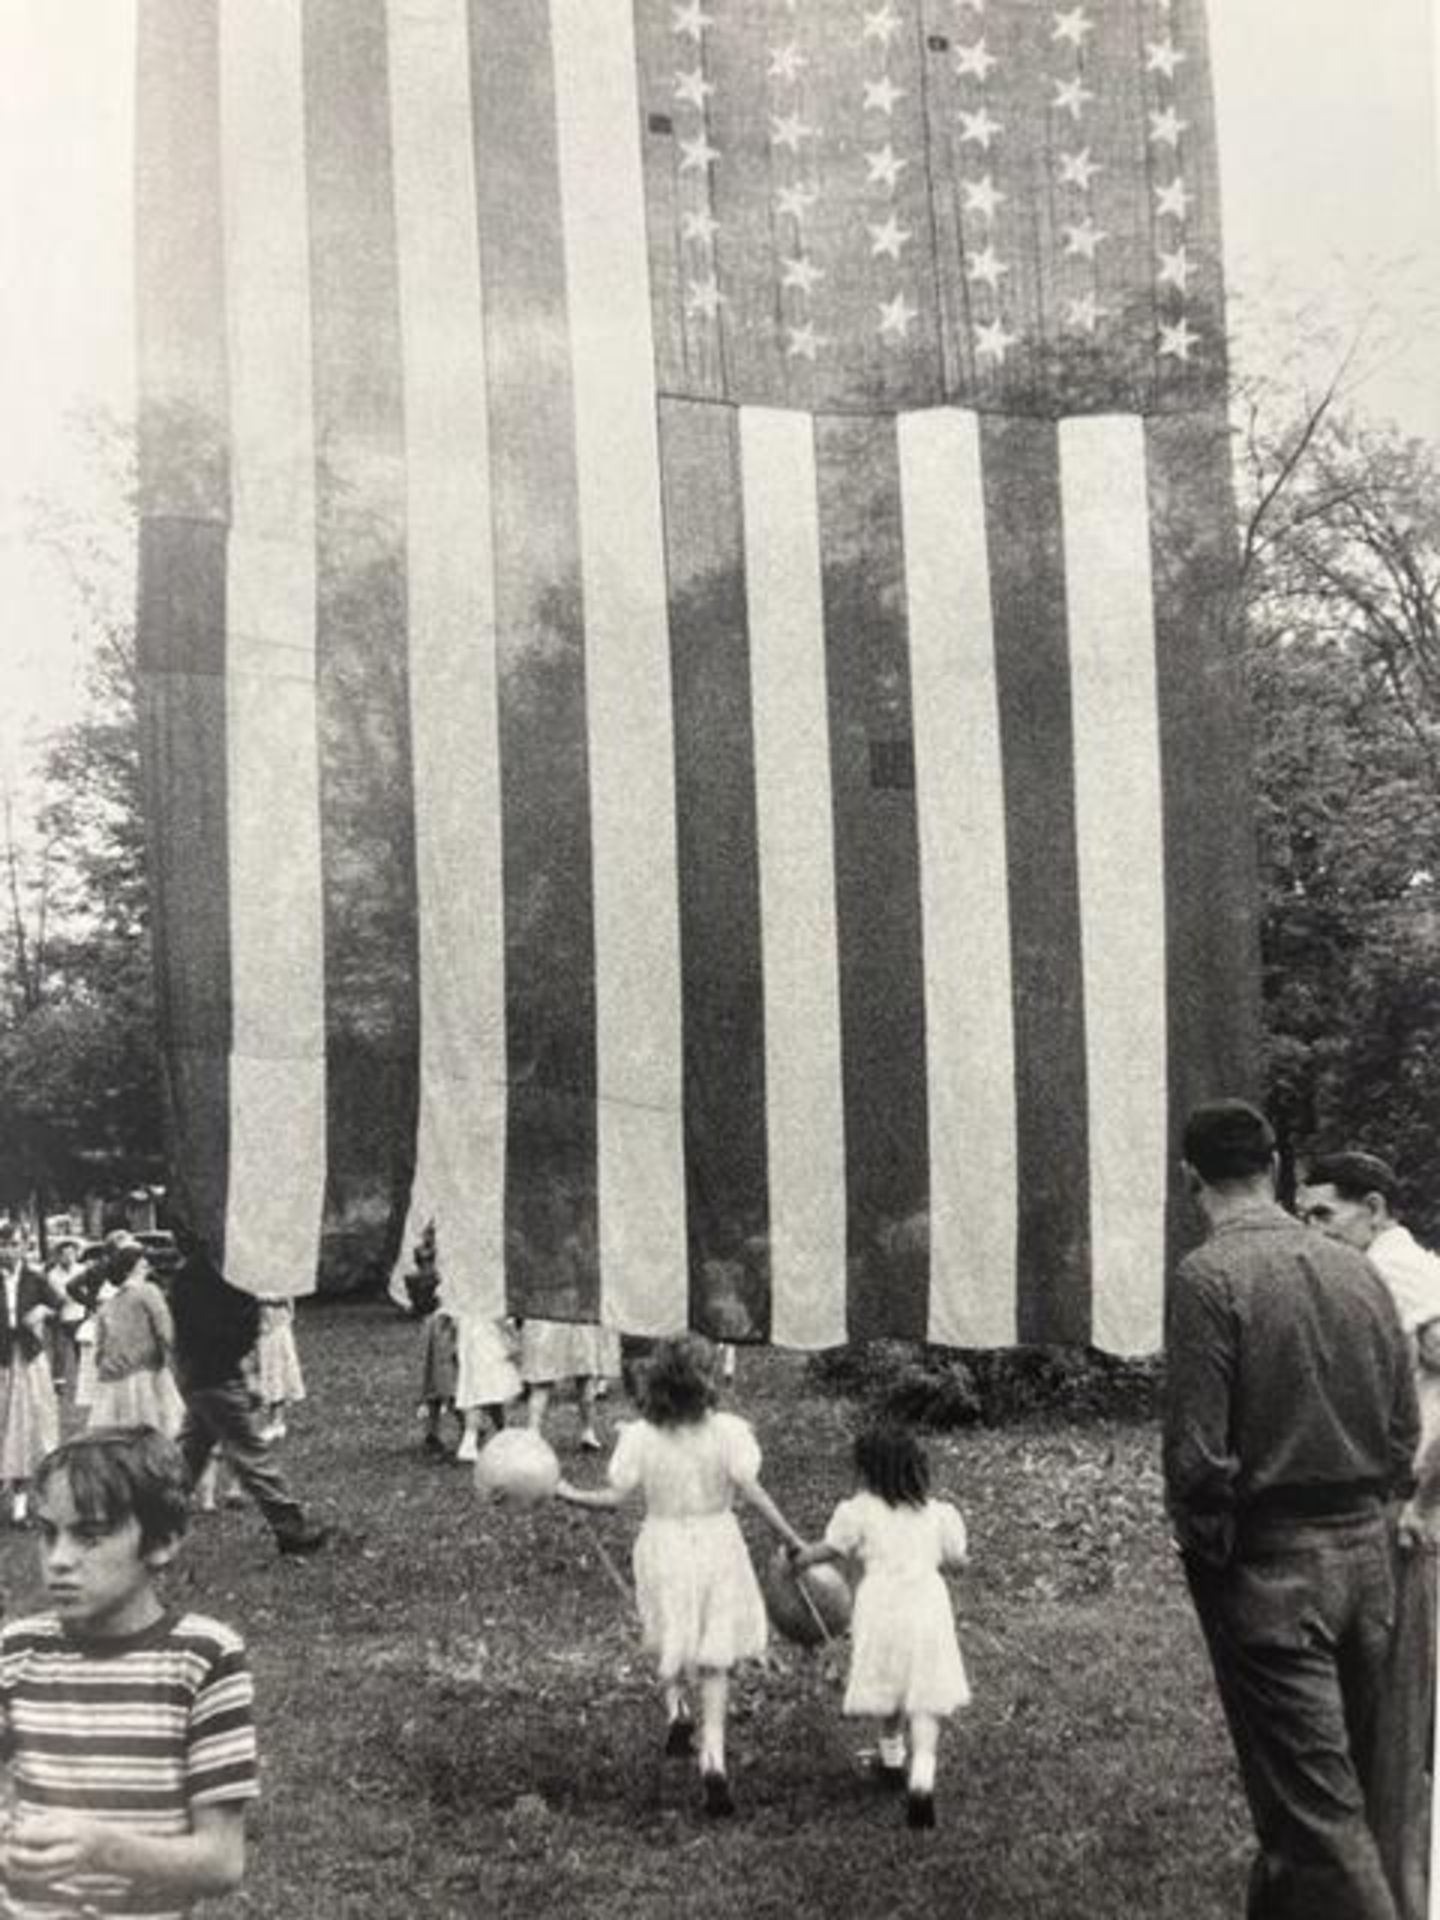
473, 1427, 561, 1508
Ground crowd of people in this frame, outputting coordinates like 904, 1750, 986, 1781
0, 1099, 1434, 1915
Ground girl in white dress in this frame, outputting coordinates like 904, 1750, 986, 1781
453, 1310, 521, 1463
795, 1423, 970, 1831
557, 1335, 804, 1816
254, 1297, 305, 1441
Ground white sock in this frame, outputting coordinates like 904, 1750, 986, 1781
879, 1734, 906, 1770
909, 1751, 936, 1795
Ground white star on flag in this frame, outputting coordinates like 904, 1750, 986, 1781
862, 3, 903, 45
1158, 316, 1198, 361
686, 276, 724, 318
1145, 39, 1187, 78
868, 213, 913, 259
1052, 7, 1094, 47
955, 39, 998, 81
781, 254, 826, 295
1053, 77, 1094, 120
1062, 216, 1107, 260
776, 183, 818, 220
1157, 246, 1193, 292
974, 315, 1016, 363
672, 1, 712, 40
1154, 177, 1192, 220
1064, 293, 1107, 332
863, 76, 907, 114
958, 106, 1002, 148
674, 69, 714, 108
962, 174, 1005, 220
878, 291, 919, 340
679, 132, 720, 172
1058, 148, 1102, 190
1149, 107, 1187, 146
768, 44, 806, 83
954, 0, 985, 11
681, 209, 720, 245
772, 111, 818, 152
786, 321, 827, 360
966, 244, 1009, 289
865, 144, 908, 189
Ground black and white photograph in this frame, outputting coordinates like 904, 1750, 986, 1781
0, 2, 1438, 1913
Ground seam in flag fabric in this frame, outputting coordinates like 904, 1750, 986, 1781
135, 0, 1259, 1352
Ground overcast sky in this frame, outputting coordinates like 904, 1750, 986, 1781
0, 0, 1437, 766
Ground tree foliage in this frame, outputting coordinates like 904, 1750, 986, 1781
1239, 385, 1440, 1235
0, 424, 160, 1218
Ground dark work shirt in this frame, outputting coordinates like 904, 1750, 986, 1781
1164, 1200, 1419, 1562
169, 1253, 260, 1391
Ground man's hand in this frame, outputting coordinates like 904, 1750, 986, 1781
1397, 1496, 1440, 1552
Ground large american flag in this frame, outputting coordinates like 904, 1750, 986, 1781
134, 0, 1258, 1351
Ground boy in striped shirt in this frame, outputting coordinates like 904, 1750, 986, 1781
0, 1428, 257, 1917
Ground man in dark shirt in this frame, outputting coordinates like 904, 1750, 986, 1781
1165, 1101, 1417, 1920
170, 1223, 327, 1556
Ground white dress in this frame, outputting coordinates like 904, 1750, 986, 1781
609, 1411, 769, 1678
519, 1319, 620, 1385
454, 1312, 520, 1412
824, 1492, 971, 1717
254, 1300, 306, 1405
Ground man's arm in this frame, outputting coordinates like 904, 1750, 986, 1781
4, 1802, 246, 1900
1399, 1318, 1440, 1547
1163, 1259, 1239, 1565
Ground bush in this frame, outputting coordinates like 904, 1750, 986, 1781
805, 1341, 1162, 1430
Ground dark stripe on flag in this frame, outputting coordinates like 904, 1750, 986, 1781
1148, 406, 1262, 1274
303, 0, 419, 1289
815, 414, 931, 1343
137, 527, 231, 1252
135, 0, 232, 1257
469, 0, 600, 1321
658, 398, 771, 1343
980, 415, 1091, 1344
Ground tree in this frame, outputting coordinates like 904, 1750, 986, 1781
1238, 381, 1440, 1236
0, 418, 161, 1222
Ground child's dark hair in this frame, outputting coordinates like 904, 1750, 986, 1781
854, 1423, 930, 1509
34, 1428, 190, 1552
108, 1245, 146, 1285
639, 1335, 718, 1428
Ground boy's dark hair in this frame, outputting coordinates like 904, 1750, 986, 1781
639, 1335, 718, 1428
1304, 1150, 1400, 1210
108, 1245, 146, 1285
854, 1423, 930, 1509
35, 1428, 191, 1553
1181, 1100, 1276, 1185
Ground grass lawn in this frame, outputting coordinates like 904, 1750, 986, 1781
0, 1303, 1252, 1919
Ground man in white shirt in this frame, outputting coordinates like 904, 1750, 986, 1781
1300, 1151, 1440, 1920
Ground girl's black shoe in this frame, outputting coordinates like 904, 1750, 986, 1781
702, 1771, 735, 1818
906, 1790, 936, 1831
664, 1716, 695, 1758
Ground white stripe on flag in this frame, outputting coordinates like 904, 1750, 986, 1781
1060, 416, 1168, 1355
899, 409, 1019, 1348
218, 0, 326, 1297
550, 0, 687, 1334
387, 0, 508, 1318
739, 408, 847, 1350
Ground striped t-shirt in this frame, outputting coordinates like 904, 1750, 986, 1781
0, 1610, 258, 1919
